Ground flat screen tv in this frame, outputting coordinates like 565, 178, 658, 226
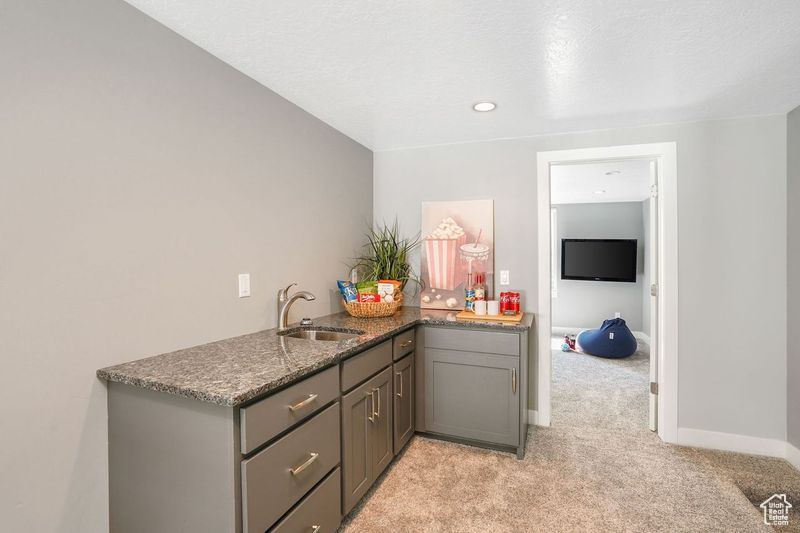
561, 239, 637, 282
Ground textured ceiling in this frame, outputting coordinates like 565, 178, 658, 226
551, 159, 651, 204
123, 0, 800, 150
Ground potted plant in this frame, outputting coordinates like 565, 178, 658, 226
352, 219, 423, 299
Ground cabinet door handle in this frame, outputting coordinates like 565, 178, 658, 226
400, 340, 413, 348
373, 387, 381, 418
396, 371, 403, 398
366, 391, 375, 423
290, 452, 319, 476
311, 526, 321, 533
288, 393, 318, 412
511, 368, 517, 394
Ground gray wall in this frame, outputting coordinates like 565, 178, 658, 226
789, 105, 800, 450
374, 114, 787, 441
0, 1, 372, 531
552, 202, 645, 332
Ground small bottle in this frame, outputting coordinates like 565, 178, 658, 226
473, 272, 487, 303
464, 272, 475, 311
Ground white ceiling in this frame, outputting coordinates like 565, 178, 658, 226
123, 0, 800, 151
551, 159, 651, 204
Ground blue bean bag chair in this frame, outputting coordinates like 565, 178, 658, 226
576, 318, 637, 359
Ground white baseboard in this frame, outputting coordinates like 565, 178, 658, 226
527, 410, 539, 425
677, 427, 787, 458
786, 442, 800, 470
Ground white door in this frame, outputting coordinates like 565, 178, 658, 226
648, 160, 659, 432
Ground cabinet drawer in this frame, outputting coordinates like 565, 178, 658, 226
425, 327, 519, 356
340, 341, 392, 392
240, 366, 339, 454
392, 329, 415, 360
242, 403, 340, 533
271, 468, 341, 533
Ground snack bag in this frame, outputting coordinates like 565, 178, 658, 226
357, 293, 380, 303
377, 280, 401, 299
356, 281, 378, 294
337, 280, 358, 302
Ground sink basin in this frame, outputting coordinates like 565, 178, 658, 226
279, 327, 364, 342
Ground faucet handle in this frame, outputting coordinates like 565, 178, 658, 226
279, 282, 298, 300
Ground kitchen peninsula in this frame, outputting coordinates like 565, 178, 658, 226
98, 307, 533, 533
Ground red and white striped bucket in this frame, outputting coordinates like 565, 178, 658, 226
425, 234, 466, 290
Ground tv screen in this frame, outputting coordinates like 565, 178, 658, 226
561, 239, 637, 282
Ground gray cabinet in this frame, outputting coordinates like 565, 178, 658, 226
340, 366, 393, 515
392, 353, 414, 454
424, 348, 519, 447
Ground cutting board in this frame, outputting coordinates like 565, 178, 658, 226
455, 310, 523, 323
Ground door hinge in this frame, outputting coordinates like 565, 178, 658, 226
650, 184, 658, 198
650, 382, 659, 395
650, 283, 658, 297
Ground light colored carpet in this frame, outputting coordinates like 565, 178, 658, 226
551, 335, 650, 434
340, 338, 799, 532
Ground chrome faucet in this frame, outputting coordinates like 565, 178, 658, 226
277, 283, 316, 330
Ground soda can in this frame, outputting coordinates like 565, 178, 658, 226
499, 291, 509, 314
510, 291, 521, 315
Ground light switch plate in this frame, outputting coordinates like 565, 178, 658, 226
500, 270, 510, 285
238, 274, 251, 298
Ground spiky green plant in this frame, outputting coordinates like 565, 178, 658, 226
352, 219, 422, 292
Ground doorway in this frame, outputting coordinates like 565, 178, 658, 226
536, 143, 678, 443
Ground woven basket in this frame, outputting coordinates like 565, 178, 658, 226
344, 292, 403, 318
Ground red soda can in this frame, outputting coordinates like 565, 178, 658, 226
499, 291, 510, 314
510, 291, 521, 315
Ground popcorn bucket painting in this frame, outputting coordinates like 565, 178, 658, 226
424, 222, 466, 290
420, 200, 494, 310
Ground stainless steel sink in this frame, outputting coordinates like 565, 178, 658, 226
278, 327, 364, 342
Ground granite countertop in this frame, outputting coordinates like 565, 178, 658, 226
97, 307, 533, 407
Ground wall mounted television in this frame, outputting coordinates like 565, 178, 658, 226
561, 239, 638, 282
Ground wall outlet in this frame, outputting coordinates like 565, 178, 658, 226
614, 312, 621, 319
238, 274, 251, 298
500, 270, 510, 285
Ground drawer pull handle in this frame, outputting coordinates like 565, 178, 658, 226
290, 452, 319, 476
311, 526, 321, 533
373, 387, 381, 418
289, 394, 318, 412
400, 340, 413, 348
396, 371, 403, 398
511, 368, 517, 394
366, 391, 375, 423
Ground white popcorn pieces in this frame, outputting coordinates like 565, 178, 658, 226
427, 216, 466, 240
445, 297, 458, 308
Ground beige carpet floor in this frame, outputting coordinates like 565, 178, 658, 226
340, 337, 799, 532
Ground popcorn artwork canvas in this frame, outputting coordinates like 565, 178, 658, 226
420, 199, 494, 310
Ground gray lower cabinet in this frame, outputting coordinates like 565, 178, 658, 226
341, 366, 393, 515
392, 353, 414, 454
241, 403, 340, 533
425, 348, 519, 447
271, 468, 341, 533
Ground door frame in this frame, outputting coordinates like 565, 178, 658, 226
535, 142, 678, 443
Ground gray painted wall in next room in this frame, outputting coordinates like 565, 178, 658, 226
0, 1, 372, 531
789, 104, 800, 450
552, 202, 645, 332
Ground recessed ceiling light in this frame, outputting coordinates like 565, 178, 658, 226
594, 190, 606, 194
605, 170, 621, 175
473, 102, 496, 112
